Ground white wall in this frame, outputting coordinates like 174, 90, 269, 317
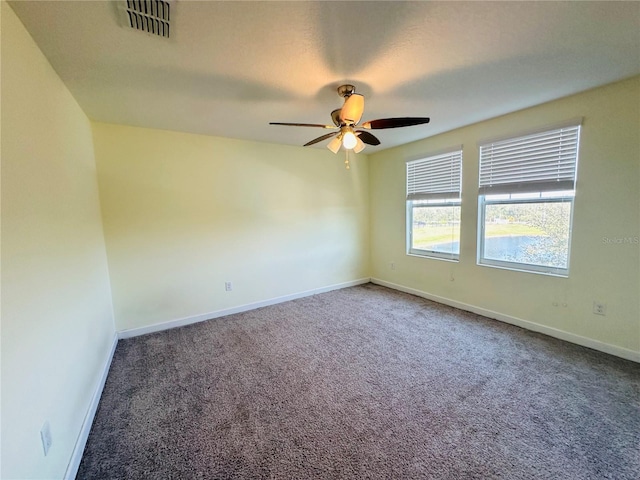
1, 3, 116, 478
91, 123, 370, 332
369, 76, 640, 359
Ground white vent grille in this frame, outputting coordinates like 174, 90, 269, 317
124, 0, 171, 38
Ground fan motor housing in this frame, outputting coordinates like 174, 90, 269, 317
337, 84, 356, 98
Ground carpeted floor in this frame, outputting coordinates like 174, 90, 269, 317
77, 284, 640, 479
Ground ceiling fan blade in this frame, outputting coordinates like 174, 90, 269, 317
303, 131, 339, 147
356, 130, 381, 146
361, 117, 430, 129
270, 122, 334, 128
339, 93, 365, 125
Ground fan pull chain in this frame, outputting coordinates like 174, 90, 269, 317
345, 150, 350, 170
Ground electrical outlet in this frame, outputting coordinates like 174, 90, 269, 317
224, 281, 232, 292
40, 421, 52, 456
593, 301, 607, 316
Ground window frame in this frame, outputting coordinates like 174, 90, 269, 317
406, 147, 463, 262
407, 198, 462, 261
476, 121, 581, 276
477, 193, 575, 276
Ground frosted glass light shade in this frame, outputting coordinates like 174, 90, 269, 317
327, 135, 342, 153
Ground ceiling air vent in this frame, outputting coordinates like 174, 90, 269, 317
123, 0, 172, 38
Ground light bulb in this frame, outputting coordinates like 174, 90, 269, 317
342, 131, 357, 149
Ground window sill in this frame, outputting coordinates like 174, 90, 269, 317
477, 261, 568, 278
407, 251, 459, 263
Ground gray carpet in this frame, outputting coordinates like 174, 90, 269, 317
77, 284, 640, 479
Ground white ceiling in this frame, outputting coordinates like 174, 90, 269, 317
8, 1, 640, 153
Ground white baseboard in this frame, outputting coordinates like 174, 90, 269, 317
118, 278, 371, 339
64, 333, 118, 480
371, 277, 640, 363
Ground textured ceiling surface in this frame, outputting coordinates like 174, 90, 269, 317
8, 1, 640, 153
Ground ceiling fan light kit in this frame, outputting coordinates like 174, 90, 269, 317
270, 85, 430, 156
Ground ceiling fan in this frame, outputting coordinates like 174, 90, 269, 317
270, 84, 430, 154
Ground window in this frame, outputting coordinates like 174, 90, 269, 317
407, 148, 463, 261
478, 122, 581, 275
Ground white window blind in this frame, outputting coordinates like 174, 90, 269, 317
407, 149, 463, 201
479, 124, 580, 195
